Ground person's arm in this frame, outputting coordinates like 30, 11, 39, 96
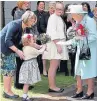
57, 39, 74, 46
37, 45, 46, 54
30, 45, 46, 57
86, 18, 97, 43
5, 22, 24, 59
53, 39, 62, 54
14, 10, 23, 20
33, 43, 42, 49
9, 46, 24, 60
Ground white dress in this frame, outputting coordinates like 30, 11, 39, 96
42, 13, 69, 60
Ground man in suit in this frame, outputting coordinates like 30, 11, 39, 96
34, 1, 46, 74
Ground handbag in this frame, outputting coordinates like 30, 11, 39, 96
79, 36, 91, 60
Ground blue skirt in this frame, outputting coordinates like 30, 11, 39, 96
1, 53, 16, 76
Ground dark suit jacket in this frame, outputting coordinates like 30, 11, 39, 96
34, 10, 46, 34
0, 19, 23, 55
40, 12, 50, 33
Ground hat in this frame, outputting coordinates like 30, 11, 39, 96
66, 5, 88, 13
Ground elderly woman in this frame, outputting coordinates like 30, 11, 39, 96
0, 11, 37, 99
43, 2, 69, 92
59, 5, 97, 99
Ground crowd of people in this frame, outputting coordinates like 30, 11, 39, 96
0, 1, 97, 101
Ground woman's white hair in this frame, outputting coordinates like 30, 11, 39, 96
22, 11, 37, 24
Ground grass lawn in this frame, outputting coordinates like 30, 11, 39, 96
0, 73, 75, 101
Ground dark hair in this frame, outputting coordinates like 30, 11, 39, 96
11, 6, 18, 17
64, 4, 70, 11
81, 2, 91, 13
95, 4, 97, 7
37, 1, 45, 6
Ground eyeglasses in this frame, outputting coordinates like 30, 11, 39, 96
56, 8, 64, 11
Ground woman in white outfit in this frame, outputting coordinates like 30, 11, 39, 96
43, 2, 69, 92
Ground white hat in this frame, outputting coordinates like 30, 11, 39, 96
66, 5, 88, 13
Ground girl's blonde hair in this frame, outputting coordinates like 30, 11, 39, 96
22, 34, 33, 46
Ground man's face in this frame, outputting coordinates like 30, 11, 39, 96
55, 3, 64, 16
37, 2, 45, 12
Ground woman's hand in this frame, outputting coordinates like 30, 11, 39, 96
16, 49, 25, 60
56, 44, 62, 54
53, 39, 62, 54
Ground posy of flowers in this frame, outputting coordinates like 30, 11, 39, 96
76, 24, 86, 36
37, 33, 51, 44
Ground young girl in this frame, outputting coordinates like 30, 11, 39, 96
19, 34, 46, 101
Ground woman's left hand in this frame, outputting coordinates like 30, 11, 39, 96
56, 44, 62, 54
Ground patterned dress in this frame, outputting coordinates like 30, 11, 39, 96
1, 53, 16, 76
19, 46, 45, 85
19, 58, 41, 85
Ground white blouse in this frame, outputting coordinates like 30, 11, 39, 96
46, 13, 66, 40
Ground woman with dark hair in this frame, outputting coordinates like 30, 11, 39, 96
81, 2, 94, 18
11, 6, 18, 20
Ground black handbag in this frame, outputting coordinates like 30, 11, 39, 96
79, 36, 91, 60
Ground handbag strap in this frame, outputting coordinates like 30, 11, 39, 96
82, 16, 89, 47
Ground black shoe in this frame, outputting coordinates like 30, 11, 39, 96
3, 92, 19, 99
71, 91, 83, 98
81, 93, 94, 99
48, 88, 64, 93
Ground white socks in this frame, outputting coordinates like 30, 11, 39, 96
22, 94, 29, 99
